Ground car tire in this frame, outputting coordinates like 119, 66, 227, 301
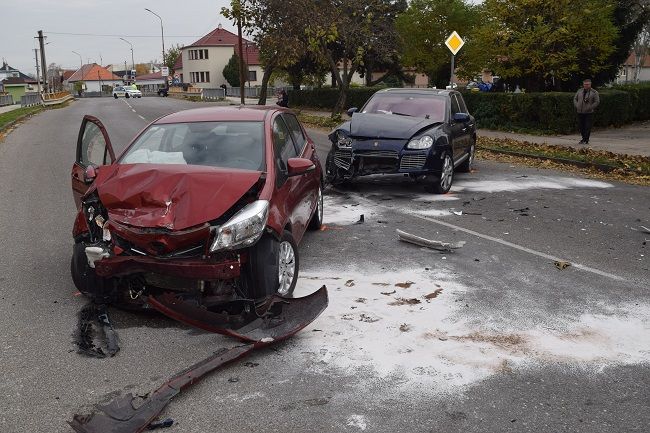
308, 186, 324, 230
113, 94, 118, 99
457, 141, 475, 173
425, 152, 454, 194
245, 230, 298, 299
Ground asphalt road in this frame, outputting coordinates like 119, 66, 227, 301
0, 97, 648, 433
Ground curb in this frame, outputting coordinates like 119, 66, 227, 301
481, 146, 620, 172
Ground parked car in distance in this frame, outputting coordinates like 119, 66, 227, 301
326, 88, 476, 193
157, 87, 168, 97
113, 85, 142, 99
70, 106, 323, 309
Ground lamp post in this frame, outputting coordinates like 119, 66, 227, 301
145, 8, 166, 88
119, 37, 135, 81
72, 50, 82, 70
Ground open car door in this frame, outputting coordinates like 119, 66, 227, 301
71, 115, 115, 208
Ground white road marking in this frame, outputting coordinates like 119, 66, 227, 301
138, 115, 145, 120
131, 109, 136, 113
351, 194, 629, 283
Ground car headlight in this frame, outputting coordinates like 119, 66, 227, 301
210, 200, 269, 252
406, 135, 434, 150
335, 130, 352, 149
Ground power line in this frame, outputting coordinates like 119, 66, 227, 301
44, 31, 201, 38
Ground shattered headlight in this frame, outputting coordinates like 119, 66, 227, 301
335, 130, 352, 149
210, 200, 269, 252
406, 135, 434, 150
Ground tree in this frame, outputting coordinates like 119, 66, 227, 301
632, 21, 650, 82
396, 0, 479, 88
135, 63, 150, 76
223, 53, 247, 87
47, 63, 63, 92
306, 0, 407, 114
460, 0, 618, 91
164, 44, 183, 73
590, 0, 650, 87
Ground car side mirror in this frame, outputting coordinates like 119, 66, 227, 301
287, 158, 315, 177
453, 112, 470, 123
346, 107, 358, 117
84, 165, 98, 184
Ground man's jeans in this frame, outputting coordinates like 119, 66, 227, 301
578, 113, 593, 143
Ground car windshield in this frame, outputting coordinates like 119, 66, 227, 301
121, 121, 265, 171
362, 94, 447, 121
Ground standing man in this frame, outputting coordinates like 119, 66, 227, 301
573, 79, 600, 144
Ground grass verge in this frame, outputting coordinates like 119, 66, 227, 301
0, 106, 44, 131
477, 136, 650, 185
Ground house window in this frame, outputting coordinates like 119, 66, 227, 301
205, 71, 210, 82
204, 49, 209, 59
199, 50, 204, 60
191, 72, 210, 83
247, 70, 257, 82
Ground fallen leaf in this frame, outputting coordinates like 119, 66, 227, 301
554, 260, 571, 270
372, 282, 391, 286
395, 281, 415, 289
345, 279, 355, 287
389, 298, 421, 306
354, 297, 367, 303
424, 289, 443, 299
399, 323, 411, 332
380, 290, 397, 296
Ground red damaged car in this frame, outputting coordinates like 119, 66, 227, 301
70, 106, 324, 308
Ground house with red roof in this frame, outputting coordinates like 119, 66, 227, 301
135, 71, 166, 93
179, 25, 262, 88
65, 63, 123, 93
617, 51, 650, 84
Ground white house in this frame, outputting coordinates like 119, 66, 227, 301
617, 51, 650, 84
180, 25, 263, 88
66, 64, 123, 92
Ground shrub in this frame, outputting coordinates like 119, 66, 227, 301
288, 86, 385, 110
612, 83, 650, 121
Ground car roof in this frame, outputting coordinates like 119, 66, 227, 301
155, 106, 284, 124
375, 88, 454, 97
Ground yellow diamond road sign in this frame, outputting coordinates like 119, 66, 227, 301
445, 31, 465, 56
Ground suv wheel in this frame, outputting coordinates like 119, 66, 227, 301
425, 152, 454, 194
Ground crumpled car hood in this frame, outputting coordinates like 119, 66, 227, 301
349, 113, 442, 139
94, 164, 262, 230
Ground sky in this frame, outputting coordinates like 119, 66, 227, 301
2, 0, 235, 74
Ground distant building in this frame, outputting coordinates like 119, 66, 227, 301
66, 64, 123, 92
1, 76, 38, 101
617, 51, 650, 83
0, 61, 32, 82
179, 25, 262, 88
135, 71, 166, 93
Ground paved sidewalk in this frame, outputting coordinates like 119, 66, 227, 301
0, 104, 22, 115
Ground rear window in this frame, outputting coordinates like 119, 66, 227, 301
120, 121, 265, 171
362, 93, 447, 122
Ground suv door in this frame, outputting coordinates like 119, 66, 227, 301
449, 93, 470, 163
71, 115, 115, 208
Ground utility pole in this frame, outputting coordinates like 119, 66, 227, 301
237, 16, 245, 104
37, 30, 48, 93
33, 48, 42, 96
145, 8, 166, 89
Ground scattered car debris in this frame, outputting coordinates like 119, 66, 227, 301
147, 418, 174, 430
354, 298, 367, 303
228, 377, 240, 383
399, 323, 411, 332
345, 279, 355, 287
424, 289, 443, 300
513, 207, 530, 216
397, 229, 465, 252
69, 287, 328, 433
359, 313, 380, 323
380, 290, 397, 296
389, 298, 421, 306
394, 281, 415, 289
73, 303, 120, 358
355, 214, 365, 224
639, 225, 650, 234
554, 260, 571, 270
453, 211, 463, 216
372, 282, 391, 287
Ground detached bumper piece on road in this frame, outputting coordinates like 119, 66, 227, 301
68, 286, 328, 433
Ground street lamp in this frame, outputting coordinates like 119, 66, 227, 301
72, 50, 82, 70
145, 8, 166, 87
119, 37, 135, 79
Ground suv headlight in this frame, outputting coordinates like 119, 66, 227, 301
406, 135, 434, 150
335, 130, 352, 149
210, 200, 269, 252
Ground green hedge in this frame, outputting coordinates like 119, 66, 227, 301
288, 87, 382, 110
289, 85, 649, 134
462, 90, 635, 134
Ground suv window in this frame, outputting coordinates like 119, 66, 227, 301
282, 114, 306, 154
450, 94, 461, 115
455, 94, 468, 113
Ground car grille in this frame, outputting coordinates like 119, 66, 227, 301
400, 154, 427, 170
357, 150, 399, 159
334, 149, 353, 170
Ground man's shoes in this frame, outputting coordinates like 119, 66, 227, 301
578, 140, 585, 144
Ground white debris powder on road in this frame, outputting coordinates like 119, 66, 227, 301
292, 268, 650, 393
453, 175, 612, 193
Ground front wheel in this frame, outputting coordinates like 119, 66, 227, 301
425, 152, 454, 194
245, 230, 299, 299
